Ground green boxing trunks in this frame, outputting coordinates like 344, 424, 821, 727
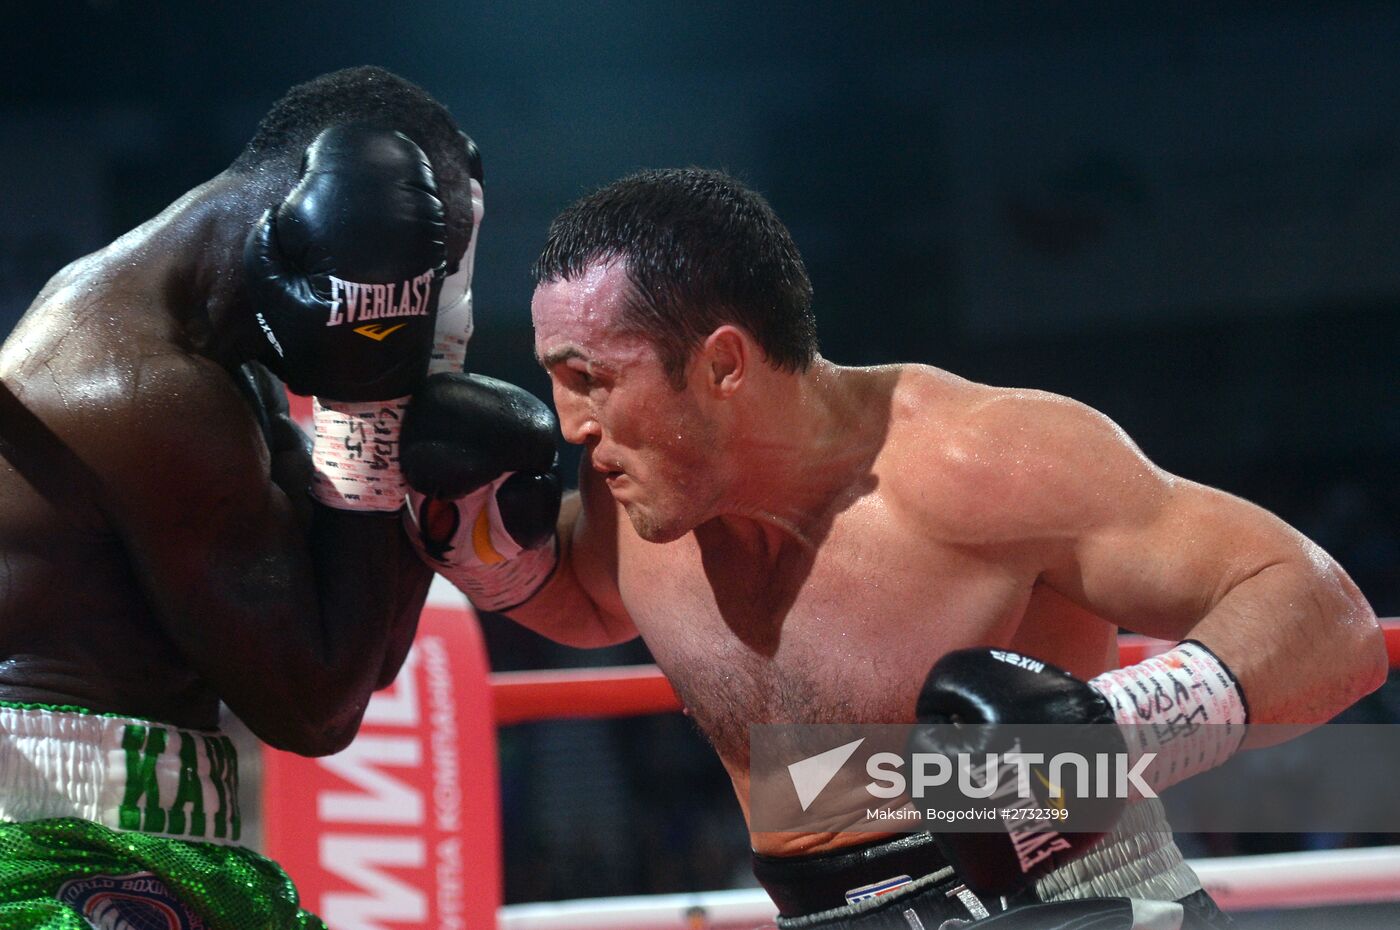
0, 702, 323, 930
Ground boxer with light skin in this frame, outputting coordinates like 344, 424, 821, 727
0, 67, 480, 930
418, 169, 1385, 928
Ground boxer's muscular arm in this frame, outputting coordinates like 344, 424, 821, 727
57, 350, 431, 754
240, 365, 431, 717
240, 362, 418, 691
953, 390, 1385, 726
505, 461, 637, 647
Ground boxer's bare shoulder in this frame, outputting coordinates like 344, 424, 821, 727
4, 245, 175, 375
0, 257, 275, 725
878, 364, 1162, 552
4, 270, 258, 482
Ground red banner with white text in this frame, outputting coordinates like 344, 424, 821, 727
262, 605, 500, 930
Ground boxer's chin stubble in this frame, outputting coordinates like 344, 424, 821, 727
622, 496, 693, 545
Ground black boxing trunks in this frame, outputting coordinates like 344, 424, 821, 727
752, 831, 1005, 924
753, 802, 1235, 928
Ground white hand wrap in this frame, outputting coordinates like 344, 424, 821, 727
406, 474, 558, 612
305, 178, 480, 514
1090, 641, 1248, 798
429, 177, 483, 376
404, 175, 556, 607
310, 397, 410, 512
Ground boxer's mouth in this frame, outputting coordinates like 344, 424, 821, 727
593, 457, 626, 483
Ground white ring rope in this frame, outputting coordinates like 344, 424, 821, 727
498, 845, 1400, 929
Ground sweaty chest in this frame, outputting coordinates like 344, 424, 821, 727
617, 504, 1035, 763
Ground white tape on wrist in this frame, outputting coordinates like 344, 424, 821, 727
440, 537, 558, 613
1090, 641, 1248, 798
406, 478, 558, 612
429, 288, 473, 375
310, 396, 410, 512
429, 178, 483, 376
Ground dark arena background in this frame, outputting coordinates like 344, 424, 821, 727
3, 3, 1398, 928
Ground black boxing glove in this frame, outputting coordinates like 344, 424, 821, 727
401, 373, 562, 611
234, 362, 313, 505
912, 644, 1247, 897
244, 123, 447, 402
910, 649, 1126, 897
915, 650, 1120, 730
401, 373, 557, 496
245, 124, 450, 512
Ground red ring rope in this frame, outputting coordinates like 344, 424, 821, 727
490, 619, 1400, 725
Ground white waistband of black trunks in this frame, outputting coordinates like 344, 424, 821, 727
1036, 797, 1201, 903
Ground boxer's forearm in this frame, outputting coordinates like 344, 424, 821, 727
505, 558, 625, 647
1189, 553, 1384, 731
374, 530, 435, 689
505, 492, 637, 648
252, 503, 433, 754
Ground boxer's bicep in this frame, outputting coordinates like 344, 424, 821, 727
94, 361, 320, 653
1018, 397, 1322, 640
1005, 393, 1383, 722
1057, 478, 1295, 639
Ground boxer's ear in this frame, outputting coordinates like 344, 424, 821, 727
700, 325, 747, 398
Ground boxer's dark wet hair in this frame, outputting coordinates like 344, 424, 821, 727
234, 66, 474, 258
533, 168, 817, 388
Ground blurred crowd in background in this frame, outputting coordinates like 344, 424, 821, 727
4, 0, 1397, 907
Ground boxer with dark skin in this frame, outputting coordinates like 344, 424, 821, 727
0, 67, 475, 751
419, 168, 1387, 928
0, 67, 477, 929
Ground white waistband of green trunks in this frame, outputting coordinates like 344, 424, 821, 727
0, 702, 243, 846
